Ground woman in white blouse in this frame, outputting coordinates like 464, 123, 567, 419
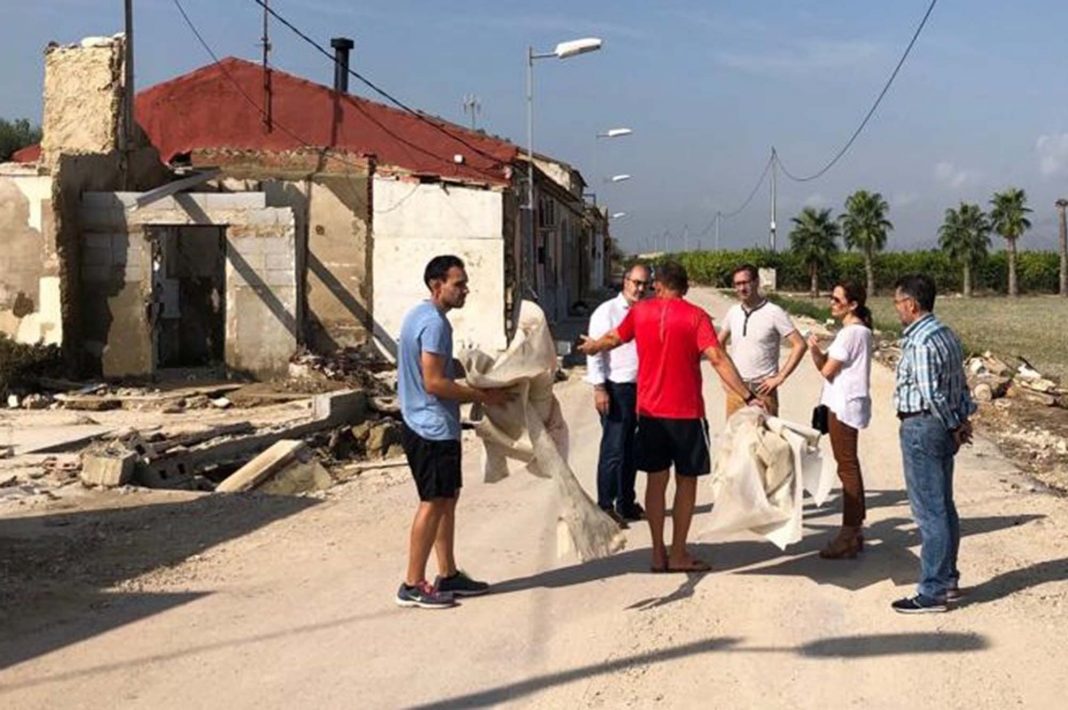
807, 281, 873, 559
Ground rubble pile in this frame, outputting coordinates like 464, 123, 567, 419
966, 352, 1066, 409
288, 346, 396, 396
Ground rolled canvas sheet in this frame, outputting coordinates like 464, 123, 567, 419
462, 301, 626, 561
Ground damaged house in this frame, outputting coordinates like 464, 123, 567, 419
1, 36, 610, 381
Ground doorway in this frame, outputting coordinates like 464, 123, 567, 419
146, 225, 226, 369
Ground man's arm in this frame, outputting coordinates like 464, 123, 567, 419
704, 343, 756, 403
913, 342, 961, 431
757, 330, 808, 394
422, 352, 511, 406
577, 330, 623, 355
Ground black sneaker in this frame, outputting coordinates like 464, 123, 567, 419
435, 570, 490, 597
946, 585, 966, 602
891, 594, 948, 614
617, 503, 646, 522
395, 581, 456, 609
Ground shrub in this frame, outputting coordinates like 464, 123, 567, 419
0, 335, 63, 395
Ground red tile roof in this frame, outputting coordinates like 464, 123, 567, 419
134, 57, 518, 186
10, 143, 40, 164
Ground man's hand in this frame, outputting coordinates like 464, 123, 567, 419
479, 387, 516, 407
755, 374, 783, 395
594, 387, 610, 416
806, 333, 821, 350
577, 334, 599, 355
952, 419, 974, 453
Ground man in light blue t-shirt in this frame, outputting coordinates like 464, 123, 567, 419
395, 255, 512, 610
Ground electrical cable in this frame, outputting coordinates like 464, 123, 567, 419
720, 152, 774, 220
248, 0, 509, 171
776, 0, 938, 182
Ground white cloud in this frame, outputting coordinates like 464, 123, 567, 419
1036, 133, 1068, 177
719, 39, 881, 76
892, 191, 918, 207
934, 161, 979, 189
803, 193, 830, 208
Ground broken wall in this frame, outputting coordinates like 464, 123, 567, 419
79, 192, 296, 378
372, 176, 507, 355
0, 169, 61, 344
194, 151, 374, 354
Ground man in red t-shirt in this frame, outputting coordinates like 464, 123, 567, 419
579, 261, 757, 572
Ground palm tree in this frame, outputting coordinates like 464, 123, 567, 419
938, 202, 990, 297
989, 187, 1032, 297
840, 190, 892, 295
789, 207, 840, 296
1056, 198, 1068, 297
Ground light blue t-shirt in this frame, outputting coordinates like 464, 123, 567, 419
398, 300, 461, 441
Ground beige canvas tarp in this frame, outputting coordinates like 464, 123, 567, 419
461, 301, 626, 561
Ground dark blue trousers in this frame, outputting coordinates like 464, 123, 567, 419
596, 381, 638, 513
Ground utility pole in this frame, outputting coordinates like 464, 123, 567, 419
682, 224, 689, 253
770, 147, 778, 252
462, 94, 482, 130
715, 211, 721, 251
260, 0, 272, 132
121, 0, 135, 188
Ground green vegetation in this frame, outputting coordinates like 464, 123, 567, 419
989, 187, 1033, 297
788, 207, 839, 296
0, 335, 62, 396
0, 117, 41, 162
773, 293, 1068, 383
840, 190, 893, 295
938, 202, 991, 298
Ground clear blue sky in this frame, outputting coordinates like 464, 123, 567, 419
4, 1, 1068, 252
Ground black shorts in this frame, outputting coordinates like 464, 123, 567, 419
401, 422, 462, 501
635, 416, 711, 476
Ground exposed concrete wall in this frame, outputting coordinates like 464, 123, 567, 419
200, 152, 374, 354
41, 37, 124, 171
79, 192, 296, 378
373, 177, 506, 355
0, 171, 62, 344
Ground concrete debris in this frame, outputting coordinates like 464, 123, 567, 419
21, 393, 53, 410
210, 397, 232, 409
215, 439, 333, 495
289, 346, 395, 396
80, 449, 137, 488
967, 353, 1064, 409
0, 446, 13, 460
7, 395, 19, 409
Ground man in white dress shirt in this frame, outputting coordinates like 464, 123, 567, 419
586, 263, 650, 524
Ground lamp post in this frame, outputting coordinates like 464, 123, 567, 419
525, 37, 602, 297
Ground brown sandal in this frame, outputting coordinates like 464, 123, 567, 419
819, 528, 862, 560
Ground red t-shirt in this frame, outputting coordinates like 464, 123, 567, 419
615, 296, 720, 419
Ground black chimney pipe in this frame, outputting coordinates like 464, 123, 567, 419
330, 37, 354, 94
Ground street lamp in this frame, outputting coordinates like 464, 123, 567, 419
525, 37, 603, 295
606, 174, 631, 183
611, 212, 627, 219
597, 127, 632, 139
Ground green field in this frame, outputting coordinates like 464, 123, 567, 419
775, 293, 1068, 383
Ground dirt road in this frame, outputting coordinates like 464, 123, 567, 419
2, 287, 1067, 708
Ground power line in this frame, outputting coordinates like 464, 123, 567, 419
775, 0, 939, 182
247, 0, 508, 170
720, 152, 775, 220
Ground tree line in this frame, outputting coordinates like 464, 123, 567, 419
789, 187, 1068, 297
0, 118, 41, 163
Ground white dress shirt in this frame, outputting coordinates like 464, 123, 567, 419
585, 293, 638, 385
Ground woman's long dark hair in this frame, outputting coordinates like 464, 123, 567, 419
837, 280, 873, 329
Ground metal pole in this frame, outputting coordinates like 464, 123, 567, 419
123, 0, 134, 187
715, 211, 721, 251
525, 47, 535, 297
770, 147, 778, 252
261, 0, 272, 132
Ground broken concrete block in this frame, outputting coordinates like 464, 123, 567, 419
80, 450, 137, 487
216, 440, 332, 494
366, 419, 402, 458
7, 394, 20, 409
312, 389, 367, 423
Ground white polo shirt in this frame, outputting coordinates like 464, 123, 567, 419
721, 300, 797, 382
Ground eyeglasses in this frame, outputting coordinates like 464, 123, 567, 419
732, 279, 752, 287
627, 278, 649, 287
893, 296, 914, 306
829, 295, 845, 305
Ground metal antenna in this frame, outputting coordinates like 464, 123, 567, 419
462, 94, 482, 130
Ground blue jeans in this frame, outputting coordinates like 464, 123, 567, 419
596, 382, 638, 513
899, 414, 961, 600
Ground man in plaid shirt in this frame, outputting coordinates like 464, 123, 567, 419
891, 273, 977, 614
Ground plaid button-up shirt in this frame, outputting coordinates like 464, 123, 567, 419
893, 313, 977, 430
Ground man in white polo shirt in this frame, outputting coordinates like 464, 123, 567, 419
719, 263, 807, 417
586, 263, 650, 524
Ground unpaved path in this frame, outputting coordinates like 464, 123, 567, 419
2, 287, 1067, 708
